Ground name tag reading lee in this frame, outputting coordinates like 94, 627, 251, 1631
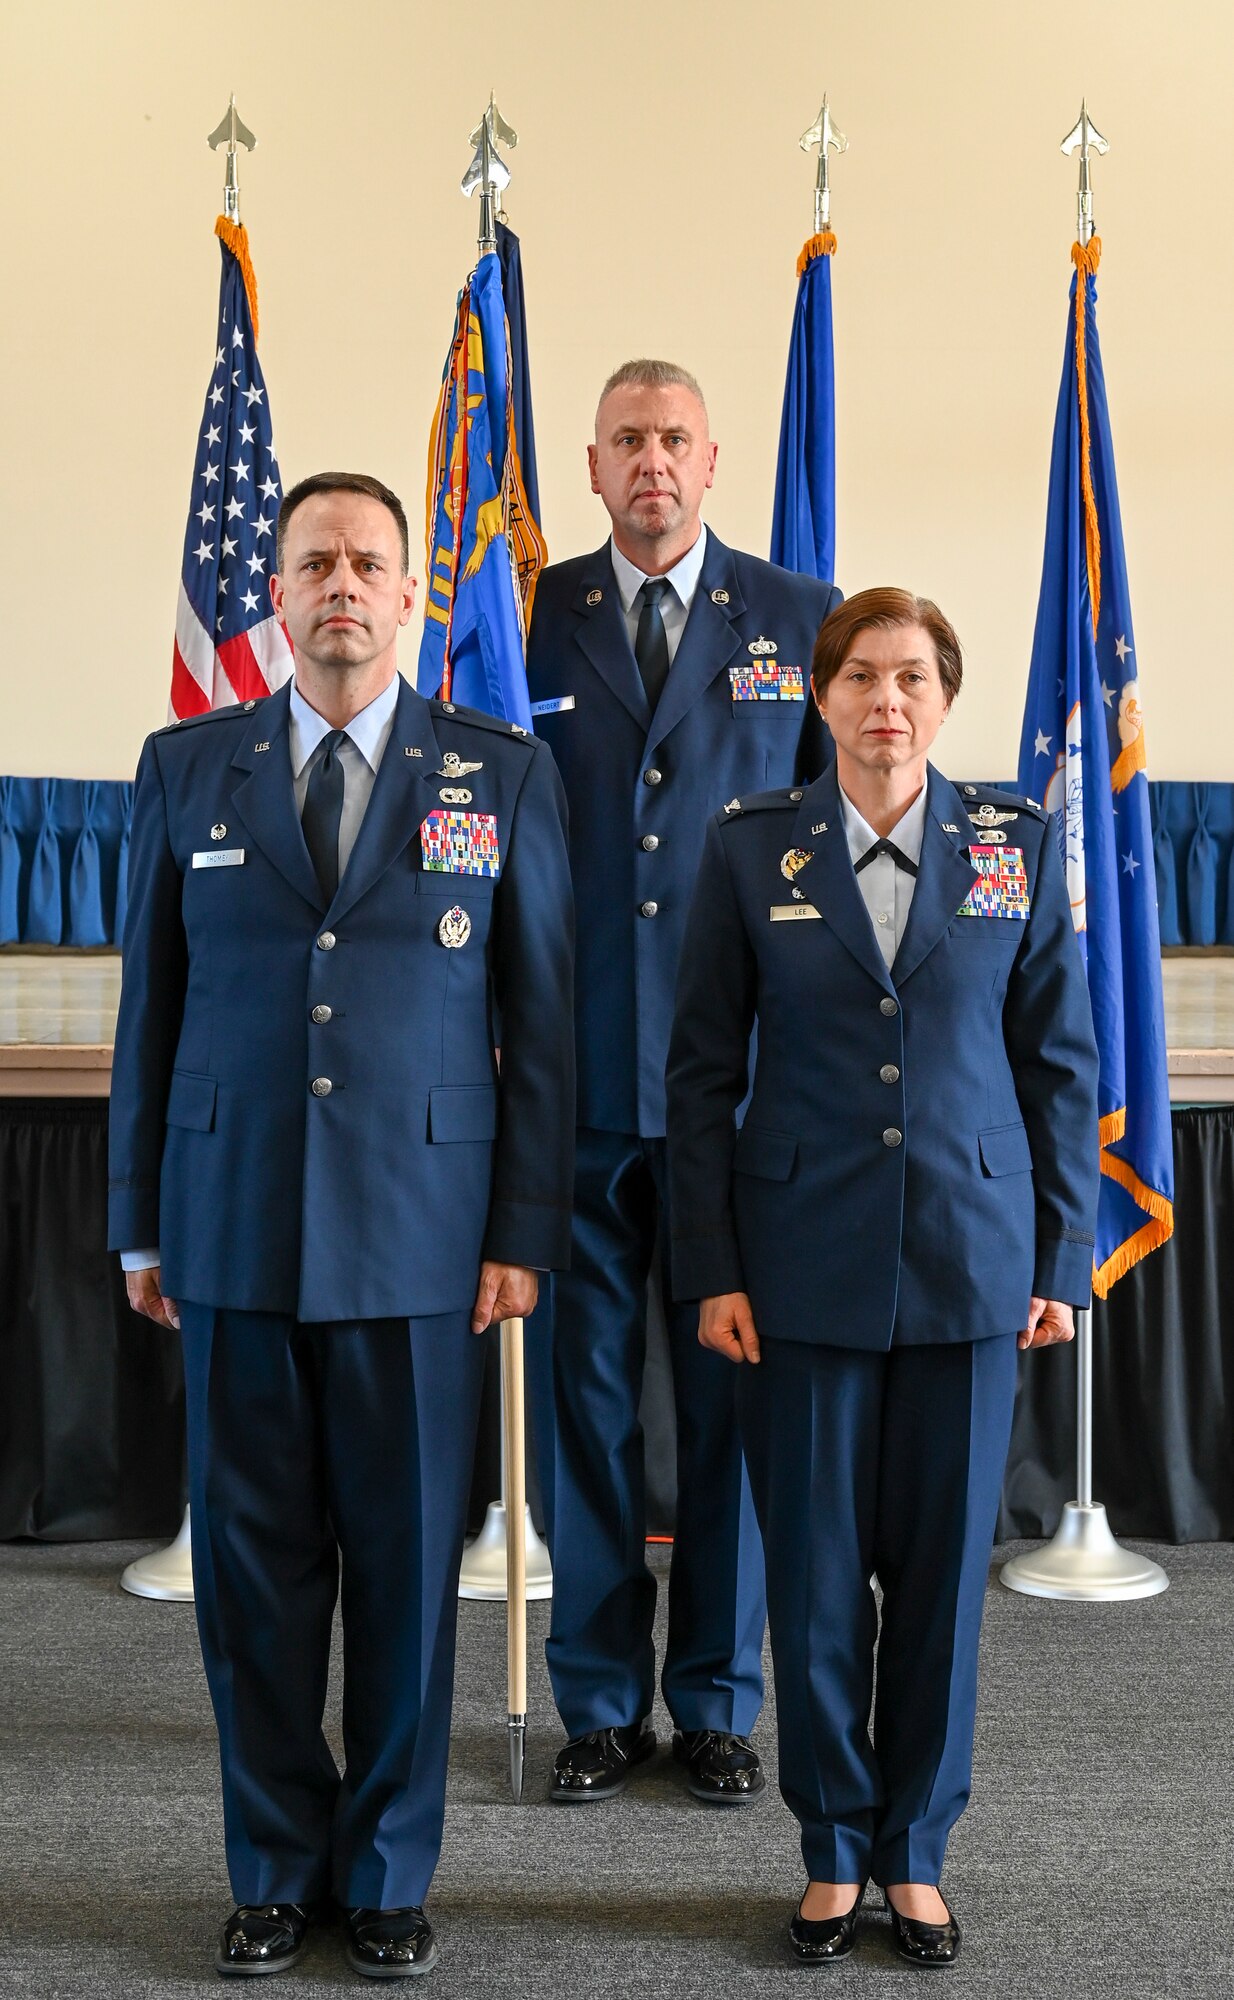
192, 848, 246, 869
529, 695, 576, 717
770, 902, 820, 921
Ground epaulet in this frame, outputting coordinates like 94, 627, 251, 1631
957, 783, 1048, 823
155, 696, 268, 736
432, 698, 534, 744
718, 786, 802, 821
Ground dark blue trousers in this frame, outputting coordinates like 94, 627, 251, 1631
738, 1333, 1018, 1885
527, 1128, 766, 1737
179, 1303, 485, 1910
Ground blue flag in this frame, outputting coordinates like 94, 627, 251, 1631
496, 221, 540, 523
1018, 239, 1173, 1294
417, 247, 545, 727
770, 231, 837, 582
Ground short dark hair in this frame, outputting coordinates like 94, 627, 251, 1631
276, 471, 410, 574
811, 587, 963, 706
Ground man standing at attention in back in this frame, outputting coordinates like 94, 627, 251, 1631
526, 361, 841, 1805
110, 472, 574, 1978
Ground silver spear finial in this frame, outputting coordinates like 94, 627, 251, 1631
461, 94, 517, 253
207, 95, 256, 225
800, 96, 848, 235
1060, 101, 1108, 247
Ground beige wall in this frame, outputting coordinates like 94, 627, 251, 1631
2, 0, 1231, 780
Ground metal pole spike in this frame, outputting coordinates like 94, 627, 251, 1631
1060, 100, 1108, 247
799, 95, 848, 237
207, 95, 257, 225
508, 1715, 526, 1802
461, 96, 514, 254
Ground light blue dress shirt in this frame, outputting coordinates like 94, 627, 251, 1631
609, 524, 709, 667
838, 782, 928, 970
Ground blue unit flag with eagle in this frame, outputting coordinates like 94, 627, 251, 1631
416, 245, 544, 729
1017, 237, 1173, 1295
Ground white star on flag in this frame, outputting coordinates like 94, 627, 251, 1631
1114, 634, 1133, 664
225, 496, 245, 520
241, 588, 260, 613
1034, 729, 1052, 757
193, 539, 213, 564
1101, 681, 1114, 708
1122, 851, 1141, 876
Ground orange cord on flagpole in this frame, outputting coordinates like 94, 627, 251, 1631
214, 217, 259, 343
796, 230, 838, 276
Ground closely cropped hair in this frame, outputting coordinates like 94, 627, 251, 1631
596, 358, 707, 425
811, 588, 963, 706
276, 471, 410, 574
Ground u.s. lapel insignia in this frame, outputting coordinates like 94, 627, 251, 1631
941, 822, 960, 834
440, 786, 472, 804
811, 821, 828, 836
404, 746, 423, 758
437, 906, 472, 949
438, 750, 483, 779
711, 588, 730, 605
210, 823, 227, 841
781, 848, 813, 883
586, 588, 603, 606
254, 741, 270, 753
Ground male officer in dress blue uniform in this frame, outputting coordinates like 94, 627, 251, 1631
525, 360, 841, 1804
110, 472, 574, 1979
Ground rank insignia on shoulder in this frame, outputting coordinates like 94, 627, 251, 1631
781, 847, 813, 882
420, 809, 500, 878
437, 751, 483, 779
957, 846, 1029, 919
728, 662, 805, 703
724, 798, 742, 814
748, 634, 778, 657
437, 906, 472, 949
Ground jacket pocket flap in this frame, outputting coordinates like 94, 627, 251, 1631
429, 1084, 499, 1143
165, 1070, 217, 1132
733, 1123, 799, 1181
979, 1122, 1032, 1177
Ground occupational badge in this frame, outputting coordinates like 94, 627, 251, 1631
968, 803, 1019, 829
437, 906, 472, 949
420, 809, 500, 877
748, 635, 778, 656
210, 823, 227, 841
439, 787, 472, 804
780, 848, 813, 883
956, 846, 1030, 919
437, 751, 483, 779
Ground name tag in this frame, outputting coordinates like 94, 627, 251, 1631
770, 902, 820, 921
529, 695, 576, 717
192, 848, 245, 869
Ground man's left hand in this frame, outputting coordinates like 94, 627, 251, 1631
1019, 1297, 1075, 1351
471, 1262, 539, 1333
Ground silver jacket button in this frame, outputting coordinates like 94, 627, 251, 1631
879, 996, 899, 1017
317, 932, 336, 951
311, 1077, 333, 1097
882, 1127, 903, 1147
643, 768, 662, 786
880, 1063, 900, 1084
311, 1005, 332, 1024
640, 900, 659, 918
641, 835, 660, 851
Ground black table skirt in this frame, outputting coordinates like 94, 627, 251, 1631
2, 1101, 1230, 1544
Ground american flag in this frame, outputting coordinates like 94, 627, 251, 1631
170, 218, 292, 717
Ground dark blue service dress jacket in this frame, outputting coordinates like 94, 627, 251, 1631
108, 676, 575, 1321
666, 764, 1100, 1347
526, 533, 840, 1136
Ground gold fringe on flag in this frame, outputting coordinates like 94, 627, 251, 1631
215, 216, 260, 343
796, 230, 838, 276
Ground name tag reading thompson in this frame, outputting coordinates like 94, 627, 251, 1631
770, 902, 821, 921
192, 848, 246, 869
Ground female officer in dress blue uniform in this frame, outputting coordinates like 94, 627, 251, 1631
665, 589, 1099, 1967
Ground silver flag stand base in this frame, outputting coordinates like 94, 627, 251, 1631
1001, 1501, 1169, 1601
458, 1501, 552, 1602
121, 1504, 195, 1601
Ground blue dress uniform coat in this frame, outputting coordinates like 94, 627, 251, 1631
524, 532, 841, 1741
107, 675, 574, 1909
665, 763, 1099, 1883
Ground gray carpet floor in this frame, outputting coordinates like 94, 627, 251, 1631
1, 1538, 1232, 1997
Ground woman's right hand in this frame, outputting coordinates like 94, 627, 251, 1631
698, 1293, 761, 1365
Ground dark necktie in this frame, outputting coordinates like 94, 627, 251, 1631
634, 577, 671, 711
854, 837, 919, 878
302, 730, 346, 904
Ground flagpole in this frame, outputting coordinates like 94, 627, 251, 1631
1002, 106, 1166, 1604
122, 95, 260, 1608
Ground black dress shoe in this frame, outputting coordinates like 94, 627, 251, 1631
345, 1906, 437, 1978
672, 1728, 765, 1804
886, 1893, 961, 1968
788, 1884, 866, 1963
216, 1902, 311, 1976
548, 1722, 656, 1801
